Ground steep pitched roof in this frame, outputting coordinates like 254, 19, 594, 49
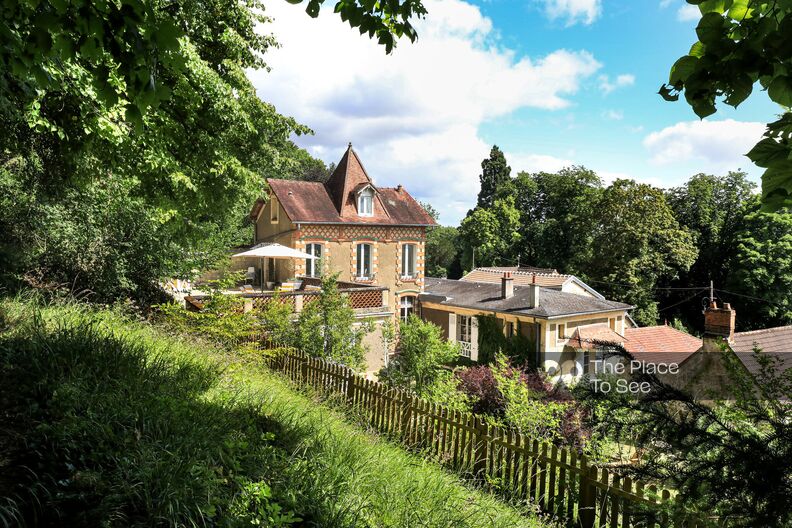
420, 278, 631, 319
256, 145, 436, 227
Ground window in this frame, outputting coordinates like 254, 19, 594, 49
400, 296, 415, 322
270, 197, 279, 223
458, 315, 472, 343
305, 243, 322, 277
357, 189, 373, 216
609, 317, 616, 331
557, 323, 565, 341
401, 243, 416, 278
356, 243, 372, 279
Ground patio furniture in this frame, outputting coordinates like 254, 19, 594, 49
231, 243, 318, 292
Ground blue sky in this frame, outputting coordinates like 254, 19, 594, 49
252, 0, 778, 224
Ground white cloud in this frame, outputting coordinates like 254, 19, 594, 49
506, 152, 574, 173
643, 119, 765, 170
598, 73, 635, 94
538, 0, 602, 25
602, 109, 624, 120
251, 0, 602, 224
677, 4, 700, 21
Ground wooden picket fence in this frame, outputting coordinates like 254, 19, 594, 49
266, 349, 715, 528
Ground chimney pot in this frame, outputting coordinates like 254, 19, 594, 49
501, 272, 514, 299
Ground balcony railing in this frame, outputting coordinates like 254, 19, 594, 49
458, 340, 472, 359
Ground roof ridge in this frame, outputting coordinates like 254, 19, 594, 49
473, 267, 568, 277
735, 325, 792, 336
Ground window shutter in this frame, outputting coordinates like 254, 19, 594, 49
470, 316, 479, 361
448, 313, 457, 342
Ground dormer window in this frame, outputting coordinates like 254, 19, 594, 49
357, 188, 373, 217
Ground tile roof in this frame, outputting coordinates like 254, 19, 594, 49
623, 325, 702, 364
420, 278, 631, 319
567, 324, 625, 350
259, 145, 436, 227
461, 267, 570, 288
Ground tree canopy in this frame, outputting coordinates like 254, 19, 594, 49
662, 0, 792, 211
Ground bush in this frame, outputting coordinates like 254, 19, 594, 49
456, 365, 504, 415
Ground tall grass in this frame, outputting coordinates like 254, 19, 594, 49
0, 297, 552, 527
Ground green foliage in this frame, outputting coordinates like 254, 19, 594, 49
0, 0, 335, 302
0, 297, 546, 528
502, 167, 604, 273
476, 145, 512, 209
155, 296, 258, 348
726, 198, 792, 329
475, 315, 537, 367
588, 180, 698, 325
294, 274, 369, 369
662, 1, 792, 210
420, 370, 472, 413
260, 293, 296, 346
663, 171, 756, 325
459, 194, 522, 267
425, 225, 459, 278
381, 315, 459, 393
580, 344, 792, 526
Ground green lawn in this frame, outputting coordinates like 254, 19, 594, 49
0, 297, 553, 527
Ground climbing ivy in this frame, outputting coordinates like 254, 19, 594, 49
475, 315, 537, 367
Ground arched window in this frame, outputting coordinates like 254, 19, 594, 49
357, 188, 373, 216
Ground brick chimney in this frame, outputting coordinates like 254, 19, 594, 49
528, 273, 541, 308
501, 272, 514, 299
702, 300, 736, 351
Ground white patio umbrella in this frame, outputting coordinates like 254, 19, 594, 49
232, 243, 318, 291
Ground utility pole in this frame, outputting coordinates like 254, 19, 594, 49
710, 280, 714, 303
472, 247, 476, 269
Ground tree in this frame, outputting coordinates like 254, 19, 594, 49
661, 1, 792, 211
588, 180, 698, 325
580, 345, 792, 526
726, 198, 792, 329
381, 315, 458, 394
294, 274, 369, 369
0, 0, 334, 301
418, 201, 440, 222
663, 171, 756, 326
425, 226, 458, 278
501, 166, 603, 273
458, 195, 521, 269
476, 146, 512, 209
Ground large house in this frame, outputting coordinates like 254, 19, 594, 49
418, 268, 634, 383
248, 143, 436, 321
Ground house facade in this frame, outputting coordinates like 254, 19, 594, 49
418, 270, 633, 384
248, 143, 436, 322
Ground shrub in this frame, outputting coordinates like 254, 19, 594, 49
456, 365, 504, 415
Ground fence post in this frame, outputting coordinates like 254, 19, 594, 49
578, 456, 596, 528
474, 416, 488, 478
300, 356, 308, 385
345, 368, 356, 403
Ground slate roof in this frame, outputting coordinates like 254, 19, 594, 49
253, 145, 436, 227
733, 325, 792, 353
420, 278, 632, 319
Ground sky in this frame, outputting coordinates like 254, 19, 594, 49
251, 0, 779, 225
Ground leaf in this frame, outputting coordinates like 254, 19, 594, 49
689, 41, 706, 58
698, 0, 726, 14
724, 73, 753, 107
727, 0, 750, 20
305, 0, 320, 17
696, 12, 726, 45
768, 76, 792, 108
761, 164, 792, 211
747, 137, 790, 168
669, 56, 699, 85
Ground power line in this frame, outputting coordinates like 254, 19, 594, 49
714, 288, 775, 305
658, 288, 709, 312
584, 278, 710, 291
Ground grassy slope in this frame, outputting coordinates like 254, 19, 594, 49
0, 299, 552, 527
